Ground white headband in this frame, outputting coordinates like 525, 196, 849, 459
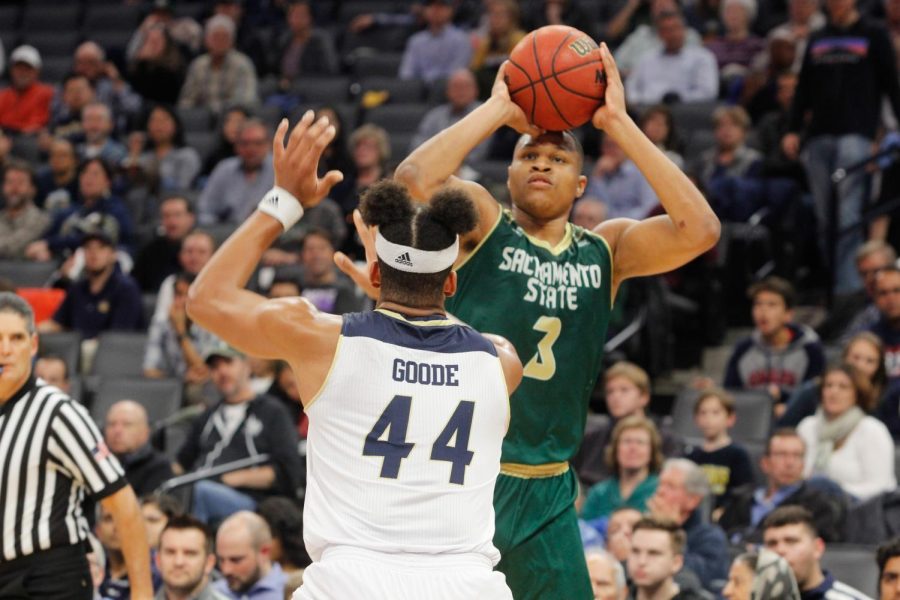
374, 230, 459, 273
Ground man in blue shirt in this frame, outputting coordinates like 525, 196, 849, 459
214, 512, 286, 600
398, 0, 472, 82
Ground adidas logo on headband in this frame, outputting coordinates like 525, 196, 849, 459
395, 252, 414, 267
375, 231, 459, 274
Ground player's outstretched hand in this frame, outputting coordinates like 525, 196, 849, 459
492, 61, 542, 137
591, 43, 628, 132
334, 209, 379, 300
273, 111, 344, 208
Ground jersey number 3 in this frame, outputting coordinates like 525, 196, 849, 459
363, 395, 475, 485
524, 316, 562, 381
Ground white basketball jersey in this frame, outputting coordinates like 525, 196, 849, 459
303, 309, 510, 564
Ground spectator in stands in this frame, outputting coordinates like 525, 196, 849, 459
76, 102, 128, 166
202, 105, 250, 176
640, 104, 685, 170
268, 279, 301, 299
266, 360, 307, 438
398, 0, 472, 82
270, 0, 339, 89
104, 400, 174, 498
257, 497, 311, 575
606, 507, 643, 563
197, 119, 272, 225
174, 346, 304, 524
723, 277, 825, 404
212, 0, 269, 76
155, 515, 220, 600
626, 10, 719, 105
692, 106, 762, 191
470, 0, 526, 97
571, 196, 607, 230
586, 135, 659, 220
314, 106, 352, 177
782, 0, 900, 295
152, 230, 216, 323
584, 549, 627, 600
869, 266, 900, 380
646, 458, 730, 590
763, 505, 871, 599
627, 517, 707, 600
767, 0, 825, 71
29, 158, 133, 260
0, 127, 10, 172
296, 228, 366, 315
820, 240, 898, 344
0, 160, 49, 259
685, 389, 754, 510
879, 537, 900, 600
780, 332, 886, 427
214, 512, 286, 600
47, 74, 95, 142
797, 363, 896, 500
143, 271, 221, 384
34, 355, 70, 393
723, 550, 800, 600
718, 428, 844, 544
132, 195, 196, 293
96, 501, 162, 598
40, 217, 143, 338
179, 15, 259, 114
124, 104, 201, 194
581, 416, 662, 521
614, 0, 703, 77
35, 137, 79, 211
741, 30, 798, 123
73, 42, 143, 134
410, 69, 489, 163
140, 494, 182, 551
752, 70, 807, 186
522, 0, 594, 31
888, 0, 900, 67
128, 24, 187, 106
704, 0, 765, 73
0, 45, 54, 134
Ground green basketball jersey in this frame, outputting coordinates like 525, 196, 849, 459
446, 208, 613, 465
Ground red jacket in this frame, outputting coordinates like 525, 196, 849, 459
0, 82, 54, 133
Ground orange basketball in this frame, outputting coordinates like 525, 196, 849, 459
505, 25, 606, 131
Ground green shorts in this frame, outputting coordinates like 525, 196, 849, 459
493, 466, 592, 600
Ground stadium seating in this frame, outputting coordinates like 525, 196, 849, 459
671, 388, 773, 443
38, 331, 82, 378
91, 377, 183, 428
820, 545, 878, 597
90, 331, 149, 378
0, 261, 57, 288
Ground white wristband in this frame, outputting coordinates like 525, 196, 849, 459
257, 186, 304, 231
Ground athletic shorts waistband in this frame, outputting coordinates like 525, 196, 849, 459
320, 546, 494, 570
499, 461, 569, 478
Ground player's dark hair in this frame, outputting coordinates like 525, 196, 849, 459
160, 514, 213, 555
761, 505, 818, 538
877, 537, 900, 579
360, 180, 477, 308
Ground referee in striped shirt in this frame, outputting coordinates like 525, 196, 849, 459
0, 292, 152, 599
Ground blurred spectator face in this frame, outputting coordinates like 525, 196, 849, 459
615, 426, 652, 473
761, 434, 806, 488
887, 0, 900, 22
160, 198, 195, 242
751, 290, 791, 339
172, 278, 191, 312
83, 238, 117, 275
142, 26, 168, 59
722, 1, 751, 33
875, 270, 900, 322
776, 73, 798, 111
604, 375, 649, 419
651, 0, 681, 18
287, 2, 312, 34
216, 525, 267, 594
269, 281, 301, 298
10, 62, 39, 90
607, 508, 642, 562
790, 0, 819, 24
845, 337, 881, 379
49, 139, 77, 176
3, 167, 35, 209
353, 135, 383, 170
628, 529, 682, 589
148, 108, 177, 146
158, 527, 215, 595
695, 396, 733, 439
277, 366, 300, 403
62, 76, 95, 113
571, 198, 606, 230
79, 161, 111, 201
104, 401, 150, 455
142, 501, 169, 549
820, 369, 857, 419
714, 114, 746, 152
723, 558, 754, 600
74, 44, 106, 82
215, 1, 243, 23
653, 466, 701, 517
222, 109, 248, 144
825, 0, 856, 23
209, 356, 251, 400
236, 124, 269, 171
34, 357, 69, 392
446, 70, 478, 112
657, 14, 687, 53
301, 233, 335, 280
424, 1, 454, 29
641, 112, 670, 147
858, 248, 894, 298
95, 505, 121, 551
769, 38, 797, 72
82, 104, 113, 145
882, 555, 900, 600
205, 24, 234, 58
586, 553, 624, 600
179, 233, 214, 274
763, 522, 823, 588
600, 137, 626, 169
487, 0, 516, 35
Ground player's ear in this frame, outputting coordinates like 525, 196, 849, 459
576, 175, 587, 198
443, 271, 457, 297
368, 261, 382, 289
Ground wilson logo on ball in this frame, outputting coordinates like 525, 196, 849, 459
568, 37, 598, 57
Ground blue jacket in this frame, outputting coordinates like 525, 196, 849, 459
683, 510, 730, 592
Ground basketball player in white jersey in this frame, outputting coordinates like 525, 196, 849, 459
186, 112, 522, 599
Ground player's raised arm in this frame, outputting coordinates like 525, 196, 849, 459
592, 43, 720, 291
186, 112, 344, 362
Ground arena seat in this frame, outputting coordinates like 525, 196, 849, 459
22, 4, 81, 33
178, 107, 215, 133
0, 260, 58, 288
91, 377, 183, 429
820, 545, 878, 598
91, 331, 149, 378
358, 77, 425, 103
21, 32, 81, 60
293, 76, 351, 104
349, 52, 404, 78
38, 332, 82, 379
364, 103, 430, 134
84, 4, 142, 33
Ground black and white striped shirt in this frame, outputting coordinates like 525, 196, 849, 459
0, 377, 127, 563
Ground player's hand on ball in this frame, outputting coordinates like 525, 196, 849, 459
591, 43, 627, 132
492, 62, 541, 137
273, 111, 344, 208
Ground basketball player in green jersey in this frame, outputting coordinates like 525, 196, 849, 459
338, 44, 719, 599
